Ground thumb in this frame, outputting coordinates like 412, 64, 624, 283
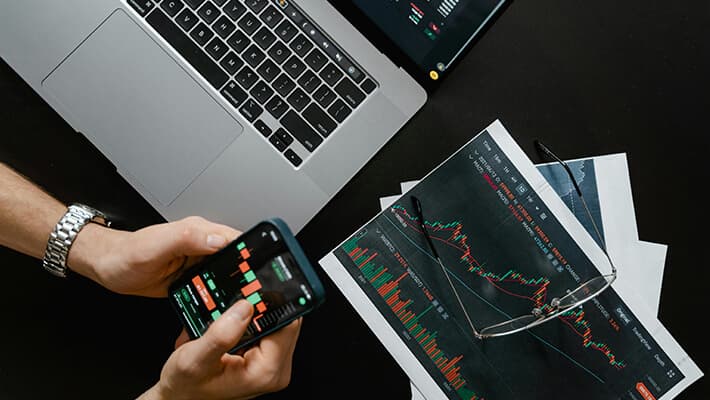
185, 300, 254, 364
134, 216, 240, 260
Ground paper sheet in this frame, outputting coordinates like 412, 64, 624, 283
319, 120, 701, 399
389, 155, 671, 399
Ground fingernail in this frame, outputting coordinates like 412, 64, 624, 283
232, 300, 253, 321
206, 234, 227, 249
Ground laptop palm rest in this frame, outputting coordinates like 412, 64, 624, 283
42, 9, 242, 206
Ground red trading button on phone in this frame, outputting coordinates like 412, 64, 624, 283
636, 382, 656, 400
192, 275, 217, 311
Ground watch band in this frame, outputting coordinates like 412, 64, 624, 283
42, 203, 109, 278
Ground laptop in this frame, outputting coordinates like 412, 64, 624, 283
0, 0, 508, 232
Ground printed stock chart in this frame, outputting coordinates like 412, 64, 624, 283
334, 130, 683, 399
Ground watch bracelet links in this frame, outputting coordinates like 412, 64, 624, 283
42, 205, 96, 278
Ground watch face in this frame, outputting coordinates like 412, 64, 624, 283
71, 203, 109, 226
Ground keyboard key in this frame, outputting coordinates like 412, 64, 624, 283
313, 84, 336, 108
260, 5, 283, 28
253, 26, 276, 49
213, 0, 228, 6
197, 1, 220, 24
283, 56, 306, 79
147, 10, 228, 88
239, 98, 263, 121
213, 15, 236, 38
205, 37, 229, 61
220, 51, 244, 75
268, 133, 289, 152
238, 12, 261, 36
250, 81, 275, 104
226, 30, 250, 53
342, 63, 364, 83
284, 148, 303, 167
304, 48, 327, 72
273, 73, 296, 97
274, 128, 294, 146
243, 44, 266, 67
302, 103, 336, 137
254, 119, 272, 137
256, 59, 280, 82
281, 111, 323, 152
175, 8, 199, 31
221, 80, 248, 108
190, 22, 214, 46
223, 0, 246, 21
297, 70, 321, 93
286, 88, 310, 111
319, 62, 343, 86
282, 4, 304, 25
289, 34, 313, 57
184, 0, 206, 9
275, 20, 298, 43
268, 41, 291, 64
235, 66, 259, 89
334, 78, 366, 108
127, 0, 155, 16
360, 78, 376, 94
265, 96, 289, 119
245, 0, 268, 14
327, 98, 351, 123
160, 0, 185, 17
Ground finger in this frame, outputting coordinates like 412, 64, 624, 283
133, 216, 241, 262
245, 318, 302, 365
184, 300, 254, 365
174, 328, 191, 349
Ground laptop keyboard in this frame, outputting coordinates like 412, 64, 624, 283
127, 0, 378, 167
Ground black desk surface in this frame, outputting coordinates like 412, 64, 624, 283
1, 1, 707, 399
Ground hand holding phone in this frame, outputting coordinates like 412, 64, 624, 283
168, 218, 325, 352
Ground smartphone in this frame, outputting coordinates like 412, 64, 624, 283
168, 218, 325, 351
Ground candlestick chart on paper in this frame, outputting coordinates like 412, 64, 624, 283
333, 130, 683, 399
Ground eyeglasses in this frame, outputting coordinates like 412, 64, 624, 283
411, 141, 617, 339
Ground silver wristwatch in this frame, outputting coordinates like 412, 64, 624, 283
42, 203, 110, 278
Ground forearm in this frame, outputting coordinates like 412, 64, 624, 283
0, 163, 66, 259
0, 163, 111, 278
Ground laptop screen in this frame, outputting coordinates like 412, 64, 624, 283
353, 0, 507, 81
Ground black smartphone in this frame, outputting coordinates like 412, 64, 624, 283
168, 218, 325, 351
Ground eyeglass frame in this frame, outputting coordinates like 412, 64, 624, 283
410, 140, 617, 339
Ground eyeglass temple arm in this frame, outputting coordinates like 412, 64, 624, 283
412, 196, 442, 260
534, 140, 616, 274
410, 196, 486, 339
534, 140, 583, 198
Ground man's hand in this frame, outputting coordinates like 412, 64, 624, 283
139, 300, 302, 400
69, 216, 240, 297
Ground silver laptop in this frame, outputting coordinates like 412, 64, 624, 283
0, 0, 507, 232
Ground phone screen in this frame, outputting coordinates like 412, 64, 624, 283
170, 221, 317, 347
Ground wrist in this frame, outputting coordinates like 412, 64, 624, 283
66, 222, 125, 283
137, 383, 168, 400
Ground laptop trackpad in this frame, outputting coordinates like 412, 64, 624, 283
43, 9, 242, 206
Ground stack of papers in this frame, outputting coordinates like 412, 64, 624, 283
379, 154, 674, 399
319, 120, 702, 399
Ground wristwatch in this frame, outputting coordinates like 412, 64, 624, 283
42, 203, 110, 278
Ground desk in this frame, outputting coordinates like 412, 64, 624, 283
0, 1, 706, 399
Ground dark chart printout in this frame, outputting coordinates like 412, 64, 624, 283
334, 130, 683, 399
